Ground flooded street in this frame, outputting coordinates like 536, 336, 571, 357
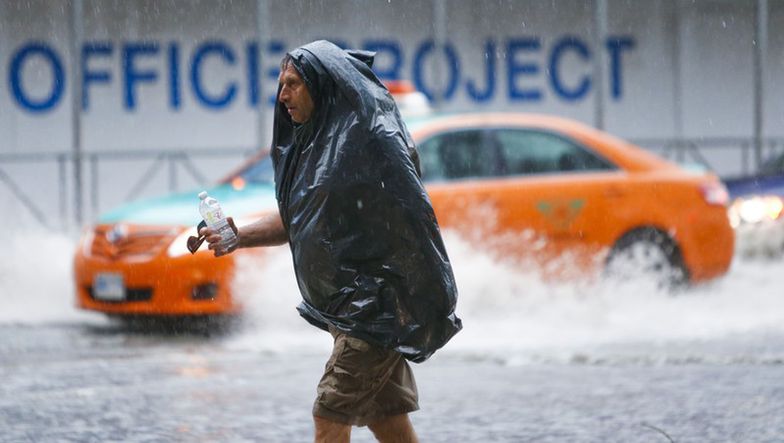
2, 231, 784, 442
3, 323, 784, 442
4, 0, 784, 441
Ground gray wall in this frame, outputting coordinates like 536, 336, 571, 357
0, 0, 779, 227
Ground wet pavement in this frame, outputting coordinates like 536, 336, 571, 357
2, 322, 784, 443
4, 235, 784, 442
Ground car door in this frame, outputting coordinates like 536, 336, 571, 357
418, 128, 507, 245
420, 126, 624, 275
488, 128, 625, 270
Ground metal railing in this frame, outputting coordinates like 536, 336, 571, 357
629, 137, 784, 177
0, 147, 257, 230
0, 151, 68, 228
2, 138, 784, 231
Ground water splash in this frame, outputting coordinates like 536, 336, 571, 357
227, 231, 784, 363
0, 229, 98, 325
4, 228, 783, 365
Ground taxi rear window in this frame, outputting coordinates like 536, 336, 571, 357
417, 128, 616, 182
494, 129, 616, 176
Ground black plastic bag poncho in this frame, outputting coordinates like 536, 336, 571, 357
270, 40, 461, 363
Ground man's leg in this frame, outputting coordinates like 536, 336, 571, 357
313, 416, 351, 443
368, 413, 419, 443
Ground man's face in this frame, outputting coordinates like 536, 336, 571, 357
278, 64, 314, 124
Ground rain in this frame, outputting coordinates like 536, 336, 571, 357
2, 1, 784, 442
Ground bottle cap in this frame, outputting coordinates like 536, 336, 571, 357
198, 191, 208, 199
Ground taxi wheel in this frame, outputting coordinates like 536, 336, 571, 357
604, 228, 689, 289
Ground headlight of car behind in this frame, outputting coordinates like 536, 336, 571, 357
167, 216, 255, 257
79, 228, 96, 257
728, 195, 784, 228
167, 227, 199, 257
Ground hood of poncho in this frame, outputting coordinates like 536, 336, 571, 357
270, 40, 461, 363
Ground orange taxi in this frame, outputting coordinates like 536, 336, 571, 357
73, 113, 734, 317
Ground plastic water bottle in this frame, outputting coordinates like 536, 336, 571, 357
198, 191, 238, 252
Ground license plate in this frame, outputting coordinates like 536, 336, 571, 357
93, 273, 126, 301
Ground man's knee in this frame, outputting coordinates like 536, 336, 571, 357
368, 414, 419, 443
313, 415, 351, 443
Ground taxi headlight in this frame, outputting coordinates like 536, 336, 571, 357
167, 216, 251, 257
79, 228, 95, 257
167, 227, 199, 257
728, 195, 784, 227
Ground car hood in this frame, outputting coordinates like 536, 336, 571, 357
98, 183, 278, 227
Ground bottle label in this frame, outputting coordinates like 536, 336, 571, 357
205, 209, 223, 225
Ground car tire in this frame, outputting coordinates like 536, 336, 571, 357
604, 228, 689, 290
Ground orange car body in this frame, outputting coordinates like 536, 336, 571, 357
74, 113, 734, 316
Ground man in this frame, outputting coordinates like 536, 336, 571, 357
202, 40, 461, 443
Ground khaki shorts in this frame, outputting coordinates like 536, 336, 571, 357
313, 327, 419, 426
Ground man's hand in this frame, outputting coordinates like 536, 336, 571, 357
199, 217, 240, 257
197, 212, 287, 258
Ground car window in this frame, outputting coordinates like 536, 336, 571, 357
417, 130, 498, 182
493, 129, 616, 175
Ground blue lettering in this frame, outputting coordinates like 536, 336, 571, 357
549, 36, 591, 101
123, 42, 160, 110
362, 39, 402, 81
82, 42, 113, 111
412, 40, 460, 102
246, 42, 260, 107
9, 43, 65, 113
190, 41, 237, 109
168, 43, 181, 110
606, 36, 635, 100
6, 35, 637, 113
506, 38, 541, 101
466, 40, 496, 103
267, 40, 285, 106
